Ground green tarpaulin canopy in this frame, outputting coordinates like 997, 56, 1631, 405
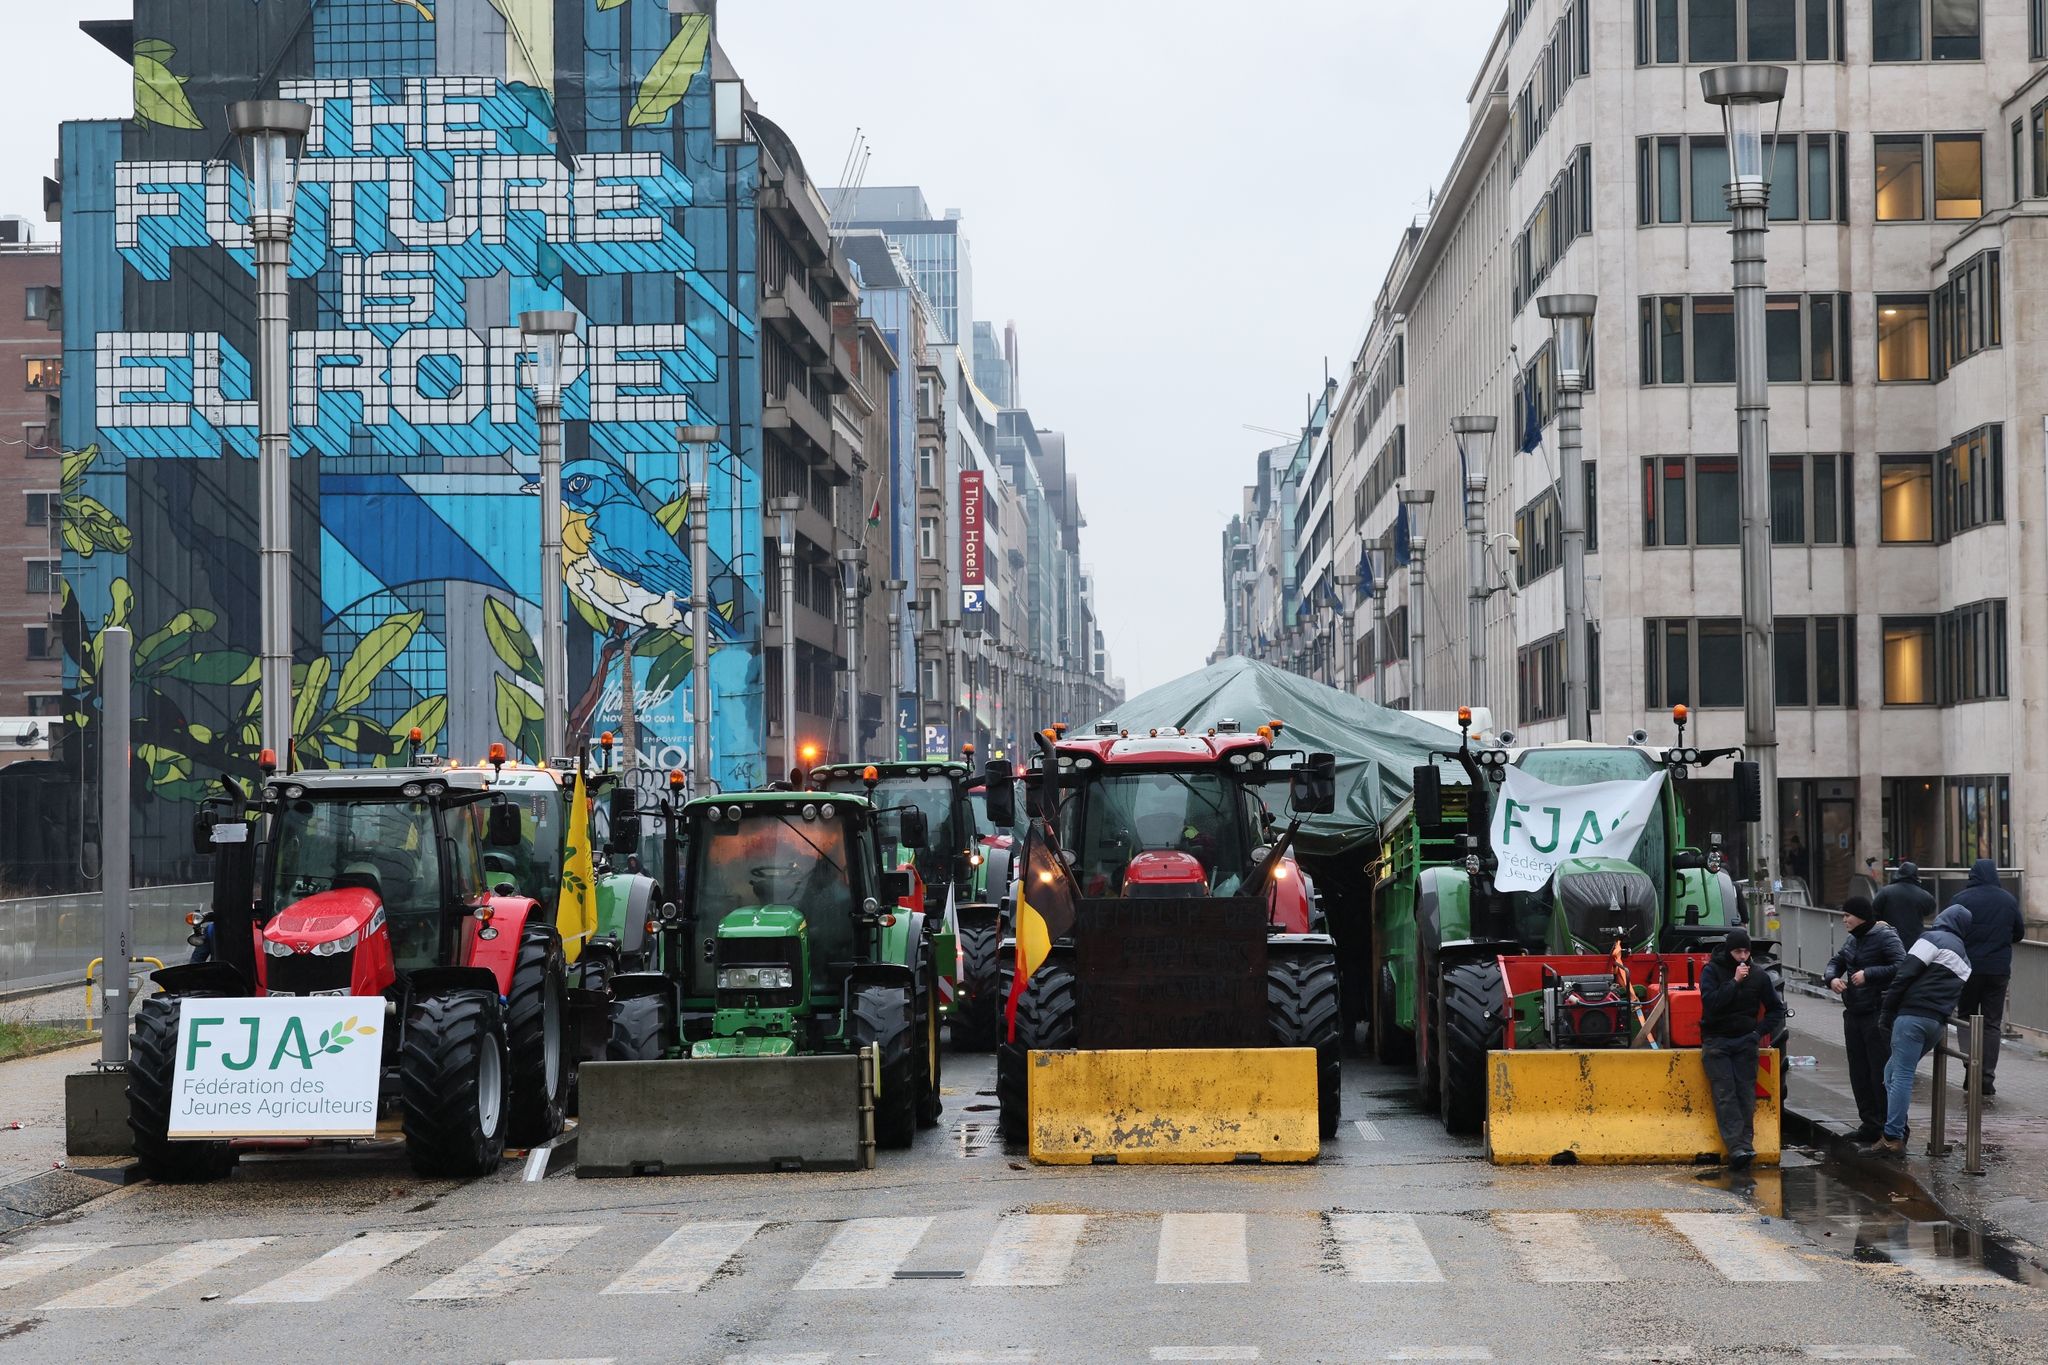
1082, 656, 1457, 860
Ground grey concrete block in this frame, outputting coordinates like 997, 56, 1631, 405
65, 1068, 133, 1158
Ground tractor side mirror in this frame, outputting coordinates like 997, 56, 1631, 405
982, 761, 1016, 828
607, 787, 641, 855
1290, 752, 1337, 816
880, 870, 913, 903
897, 808, 929, 849
1023, 781, 1043, 819
1733, 760, 1763, 825
192, 807, 219, 856
1412, 764, 1443, 826
487, 800, 523, 848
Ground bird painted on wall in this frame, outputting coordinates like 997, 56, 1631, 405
555, 458, 724, 636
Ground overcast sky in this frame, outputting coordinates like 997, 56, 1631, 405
0, 0, 1500, 696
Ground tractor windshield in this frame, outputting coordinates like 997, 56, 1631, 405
689, 809, 857, 991
1060, 769, 1255, 896
866, 776, 959, 854
267, 797, 445, 967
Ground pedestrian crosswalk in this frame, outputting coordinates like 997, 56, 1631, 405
0, 1206, 2019, 1312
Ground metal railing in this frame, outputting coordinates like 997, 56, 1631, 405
1927, 1011, 1986, 1176
1775, 897, 2048, 1035
0, 883, 207, 996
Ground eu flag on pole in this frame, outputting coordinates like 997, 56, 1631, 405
1295, 595, 1310, 623
1322, 575, 1342, 610
1518, 380, 1543, 455
1393, 504, 1412, 567
1358, 544, 1375, 601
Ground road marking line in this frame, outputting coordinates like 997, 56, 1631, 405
1879, 1253, 2013, 1287
1663, 1212, 1818, 1283
1496, 1213, 1625, 1283
1595, 1349, 1697, 1362
933, 1353, 1040, 1363
1156, 1212, 1249, 1284
721, 1355, 831, 1365
39, 1237, 274, 1309
1151, 1350, 1261, 1361
409, 1225, 602, 1301
1352, 1120, 1384, 1141
602, 1220, 764, 1295
969, 1214, 1085, 1287
1328, 1212, 1444, 1283
234, 1230, 442, 1303
0, 1243, 98, 1290
1385, 1351, 1492, 1361
796, 1216, 934, 1291
507, 1359, 616, 1364
1803, 1349, 1913, 1360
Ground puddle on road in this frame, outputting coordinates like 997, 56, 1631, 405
1761, 1158, 2048, 1288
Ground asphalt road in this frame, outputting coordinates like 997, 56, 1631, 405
0, 1053, 2037, 1364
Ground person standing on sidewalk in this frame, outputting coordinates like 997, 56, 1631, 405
1873, 860, 1934, 950
1825, 896, 1906, 1141
1863, 904, 1973, 1158
1698, 927, 1788, 1170
1951, 858, 2023, 1097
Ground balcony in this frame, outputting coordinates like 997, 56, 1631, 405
761, 269, 831, 361
764, 382, 834, 461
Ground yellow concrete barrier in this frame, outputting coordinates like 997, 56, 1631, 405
1484, 1048, 1781, 1165
1026, 1048, 1319, 1165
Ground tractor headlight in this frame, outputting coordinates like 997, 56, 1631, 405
717, 965, 794, 991
312, 908, 384, 957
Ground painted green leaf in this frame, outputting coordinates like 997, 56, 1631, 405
597, 0, 629, 9
495, 673, 543, 751
392, 695, 449, 750
655, 490, 689, 537
628, 14, 711, 127
61, 496, 133, 556
133, 45, 203, 130
155, 650, 259, 686
571, 593, 610, 634
645, 636, 694, 701
106, 580, 135, 632
293, 656, 332, 738
483, 596, 542, 685
60, 445, 98, 494
134, 609, 216, 667
335, 610, 423, 714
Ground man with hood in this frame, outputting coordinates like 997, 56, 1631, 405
1951, 858, 2023, 1096
1824, 896, 1905, 1140
1872, 860, 1934, 950
1697, 927, 1787, 1170
1864, 904, 1973, 1158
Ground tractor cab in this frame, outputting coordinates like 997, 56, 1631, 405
810, 761, 973, 916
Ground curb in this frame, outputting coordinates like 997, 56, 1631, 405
0, 1161, 141, 1234
0, 1031, 101, 1064
520, 1125, 578, 1181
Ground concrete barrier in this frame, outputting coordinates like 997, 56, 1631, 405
1485, 1048, 1781, 1165
575, 1055, 870, 1176
1025, 1047, 1320, 1165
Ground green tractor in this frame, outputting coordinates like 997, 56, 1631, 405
582, 782, 944, 1170
1374, 708, 1775, 1139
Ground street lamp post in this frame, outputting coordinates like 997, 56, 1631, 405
883, 578, 908, 760
1703, 63, 1790, 888
1335, 573, 1361, 693
1535, 294, 1596, 740
838, 547, 861, 763
1368, 537, 1389, 707
768, 495, 803, 774
521, 310, 579, 763
1451, 415, 1499, 713
1399, 488, 1434, 708
228, 100, 311, 767
677, 423, 722, 793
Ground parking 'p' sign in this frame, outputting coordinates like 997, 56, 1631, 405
169, 997, 385, 1139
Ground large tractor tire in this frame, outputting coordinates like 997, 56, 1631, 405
1438, 960, 1505, 1136
1373, 961, 1415, 1065
850, 982, 920, 1148
505, 929, 568, 1148
951, 917, 1004, 1051
914, 941, 944, 1128
996, 959, 1077, 1143
1269, 949, 1344, 1137
1414, 958, 1442, 1110
402, 990, 510, 1178
606, 994, 672, 1061
128, 995, 235, 1184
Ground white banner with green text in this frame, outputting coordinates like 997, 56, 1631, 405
1488, 767, 1666, 893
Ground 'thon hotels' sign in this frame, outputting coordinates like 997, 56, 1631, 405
960, 470, 985, 596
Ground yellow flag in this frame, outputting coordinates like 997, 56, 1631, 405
557, 770, 598, 963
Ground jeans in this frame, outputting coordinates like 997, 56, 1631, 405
1842, 1010, 1890, 1132
1883, 1013, 1944, 1141
1701, 1033, 1759, 1156
1957, 973, 2010, 1085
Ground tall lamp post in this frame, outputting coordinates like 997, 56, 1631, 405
1534, 293, 1596, 740
1399, 488, 1434, 708
520, 310, 579, 763
1334, 573, 1361, 693
1450, 415, 1498, 712
677, 423, 722, 793
768, 494, 803, 774
837, 547, 862, 763
229, 99, 311, 767
1703, 63, 1789, 888
884, 578, 908, 760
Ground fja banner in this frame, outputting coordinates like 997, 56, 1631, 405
1487, 768, 1667, 892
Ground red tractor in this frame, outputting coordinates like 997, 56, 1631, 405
127, 764, 571, 1182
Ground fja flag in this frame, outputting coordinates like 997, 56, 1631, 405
1487, 766, 1666, 892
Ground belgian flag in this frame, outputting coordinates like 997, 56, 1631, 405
1004, 823, 1079, 1040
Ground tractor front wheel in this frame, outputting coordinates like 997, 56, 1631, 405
1374, 961, 1415, 1065
402, 991, 510, 1178
505, 930, 568, 1148
128, 996, 236, 1184
851, 983, 919, 1148
951, 918, 1003, 1051
606, 994, 673, 1061
996, 959, 1076, 1144
915, 941, 943, 1128
1438, 960, 1505, 1136
1269, 950, 1343, 1137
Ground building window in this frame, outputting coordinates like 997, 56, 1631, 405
918, 446, 938, 489
1637, 0, 1835, 62
1514, 488, 1562, 586
1876, 133, 1982, 220
1639, 294, 1846, 386
1933, 250, 2000, 376
23, 286, 55, 322
25, 625, 57, 661
1874, 0, 1981, 60
1882, 616, 1937, 704
1875, 296, 1931, 381
2036, 0, 2047, 58
24, 424, 50, 455
1774, 616, 1856, 707
25, 491, 54, 528
1518, 633, 1566, 724
25, 693, 63, 717
1878, 454, 1934, 542
1513, 147, 1594, 311
1948, 774, 2011, 864
24, 358, 59, 391
1353, 427, 1406, 527
1939, 423, 2003, 539
921, 659, 943, 703
1643, 453, 1848, 548
918, 517, 937, 562
1645, 618, 1744, 709
1382, 607, 1409, 664
2015, 119, 2027, 204
26, 559, 58, 595
1940, 598, 2006, 703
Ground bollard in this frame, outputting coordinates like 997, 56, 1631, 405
1928, 1033, 1948, 1157
1965, 1011, 1984, 1176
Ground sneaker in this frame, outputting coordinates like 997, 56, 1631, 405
1857, 1137, 1905, 1159
1982, 1081, 1997, 1098
1727, 1149, 1755, 1171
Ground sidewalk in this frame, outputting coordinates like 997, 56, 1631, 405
1785, 982, 2048, 1263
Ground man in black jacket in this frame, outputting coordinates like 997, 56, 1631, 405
1872, 861, 1934, 950
1862, 904, 1973, 1158
1698, 927, 1788, 1170
1952, 858, 2023, 1096
1824, 896, 1905, 1140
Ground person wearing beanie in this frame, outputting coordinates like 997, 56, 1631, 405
1862, 903, 1974, 1158
1697, 926, 1787, 1170
1873, 860, 1935, 950
1823, 896, 1905, 1140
